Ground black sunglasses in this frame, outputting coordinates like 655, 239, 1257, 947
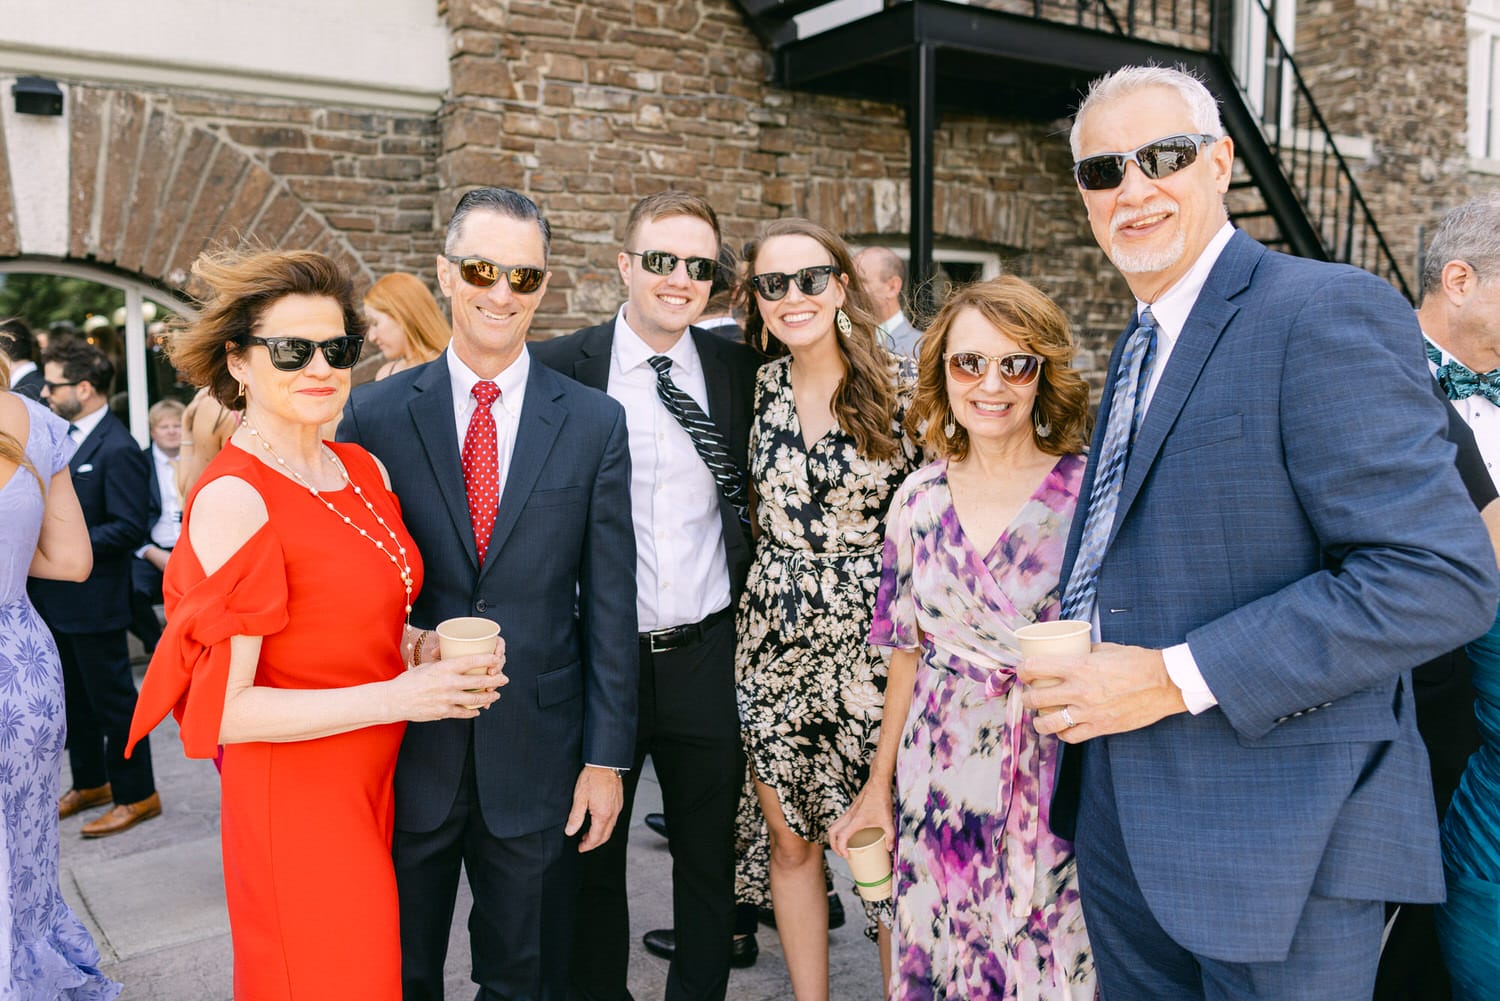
944, 351, 1044, 387
627, 250, 718, 282
43, 380, 81, 391
748, 265, 841, 301
1073, 133, 1218, 191
445, 255, 546, 294
242, 335, 364, 371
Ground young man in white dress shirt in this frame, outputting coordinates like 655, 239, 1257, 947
532, 191, 761, 1001
129, 399, 184, 656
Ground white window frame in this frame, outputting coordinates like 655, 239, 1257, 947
1470, 0, 1500, 169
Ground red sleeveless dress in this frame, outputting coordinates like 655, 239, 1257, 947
128, 441, 422, 1000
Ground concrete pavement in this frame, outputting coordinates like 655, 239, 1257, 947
59, 666, 884, 999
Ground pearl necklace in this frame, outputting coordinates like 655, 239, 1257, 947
242, 418, 413, 621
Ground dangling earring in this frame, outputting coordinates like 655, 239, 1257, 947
236, 380, 247, 403
1033, 408, 1052, 439
757, 324, 771, 354
835, 308, 852, 337
943, 409, 957, 439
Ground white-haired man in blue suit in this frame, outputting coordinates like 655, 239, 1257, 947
1021, 65, 1500, 999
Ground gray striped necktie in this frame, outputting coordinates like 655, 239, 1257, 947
647, 355, 748, 523
1059, 308, 1159, 622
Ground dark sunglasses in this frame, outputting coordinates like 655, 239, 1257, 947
444, 255, 546, 294
1073, 133, 1218, 191
748, 265, 841, 301
627, 250, 718, 282
242, 335, 364, 371
945, 351, 1044, 387
43, 380, 81, 391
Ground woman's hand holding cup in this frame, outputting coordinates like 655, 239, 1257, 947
389, 652, 507, 722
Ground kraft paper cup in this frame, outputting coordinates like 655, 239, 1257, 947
847, 827, 893, 902
1014, 619, 1092, 659
436, 618, 501, 689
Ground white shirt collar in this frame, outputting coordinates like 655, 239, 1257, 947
612, 306, 701, 378
70, 404, 109, 441
8, 359, 36, 382
1135, 222, 1237, 336
878, 310, 906, 334
447, 343, 529, 418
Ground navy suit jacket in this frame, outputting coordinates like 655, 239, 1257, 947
530, 321, 760, 597
30, 411, 150, 633
10, 367, 43, 402
339, 353, 638, 839
1055, 231, 1500, 963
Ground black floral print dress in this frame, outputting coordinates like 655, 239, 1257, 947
733, 352, 919, 926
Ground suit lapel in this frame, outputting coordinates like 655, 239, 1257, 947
571, 323, 613, 392
482, 362, 566, 576
693, 328, 736, 440
408, 356, 480, 570
70, 419, 106, 472
1108, 232, 1259, 544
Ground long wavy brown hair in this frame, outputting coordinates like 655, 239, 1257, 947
909, 276, 1092, 459
170, 249, 367, 410
0, 354, 43, 491
742, 219, 902, 462
364, 272, 449, 363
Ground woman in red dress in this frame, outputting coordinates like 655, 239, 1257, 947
127, 250, 504, 1000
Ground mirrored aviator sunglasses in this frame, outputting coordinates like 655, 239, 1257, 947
243, 335, 364, 371
944, 351, 1043, 387
446, 255, 546, 294
748, 264, 840, 301
631, 250, 718, 282
1073, 133, 1217, 191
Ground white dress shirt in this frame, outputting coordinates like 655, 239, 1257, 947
608, 307, 731, 632
137, 444, 182, 554
67, 404, 109, 446
1096, 222, 1237, 714
8, 359, 36, 384
447, 343, 529, 505
1423, 336, 1500, 491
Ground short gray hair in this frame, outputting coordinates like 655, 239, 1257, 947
1420, 194, 1500, 302
1070, 65, 1224, 159
444, 187, 551, 260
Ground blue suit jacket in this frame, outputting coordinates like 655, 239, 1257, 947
340, 354, 638, 840
30, 411, 150, 633
1056, 231, 1500, 963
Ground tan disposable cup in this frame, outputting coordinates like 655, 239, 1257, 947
1014, 619, 1092, 658
436, 617, 500, 680
846, 827, 893, 902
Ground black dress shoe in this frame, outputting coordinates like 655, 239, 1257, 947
642, 929, 759, 969
644, 812, 668, 840
757, 892, 845, 930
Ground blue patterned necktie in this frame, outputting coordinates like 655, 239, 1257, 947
647, 355, 749, 524
1427, 340, 1500, 405
1060, 308, 1159, 623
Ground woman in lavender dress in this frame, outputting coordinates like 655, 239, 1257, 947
0, 357, 120, 998
832, 277, 1095, 1000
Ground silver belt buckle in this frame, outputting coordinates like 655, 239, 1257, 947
648, 628, 677, 654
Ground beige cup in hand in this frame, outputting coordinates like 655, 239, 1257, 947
436, 617, 501, 691
846, 827, 894, 902
1015, 619, 1090, 712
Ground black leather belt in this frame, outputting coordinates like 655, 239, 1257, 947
639, 605, 733, 654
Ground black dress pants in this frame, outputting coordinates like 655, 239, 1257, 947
57, 628, 155, 803
570, 612, 744, 1001
128, 556, 165, 655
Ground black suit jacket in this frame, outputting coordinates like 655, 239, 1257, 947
530, 321, 761, 596
10, 367, 43, 402
340, 354, 638, 839
30, 411, 150, 633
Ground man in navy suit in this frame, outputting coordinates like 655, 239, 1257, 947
533, 191, 760, 1001
340, 187, 637, 1001
31, 340, 160, 837
1021, 66, 1500, 999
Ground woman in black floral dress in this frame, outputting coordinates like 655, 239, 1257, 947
735, 218, 919, 999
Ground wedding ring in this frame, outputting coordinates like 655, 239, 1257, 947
1059, 706, 1077, 729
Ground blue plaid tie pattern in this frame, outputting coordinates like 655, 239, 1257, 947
1060, 308, 1159, 623
647, 355, 748, 523
1427, 340, 1500, 406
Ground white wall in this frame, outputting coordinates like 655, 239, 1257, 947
0, 0, 449, 110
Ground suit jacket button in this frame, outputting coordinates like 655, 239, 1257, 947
475, 599, 489, 612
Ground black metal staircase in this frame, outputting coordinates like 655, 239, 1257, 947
730, 0, 1412, 301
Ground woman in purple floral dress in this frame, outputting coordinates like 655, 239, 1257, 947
832, 277, 1096, 1000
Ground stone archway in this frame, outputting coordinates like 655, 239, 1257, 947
0, 82, 370, 294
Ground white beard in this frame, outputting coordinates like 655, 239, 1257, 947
1108, 228, 1186, 275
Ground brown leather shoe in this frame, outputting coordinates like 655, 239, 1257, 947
58, 784, 112, 819
80, 792, 161, 838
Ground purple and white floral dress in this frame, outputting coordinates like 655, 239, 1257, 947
871, 454, 1094, 1001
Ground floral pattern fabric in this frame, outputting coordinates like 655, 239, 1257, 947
0, 396, 121, 999
871, 455, 1094, 1001
734, 353, 918, 928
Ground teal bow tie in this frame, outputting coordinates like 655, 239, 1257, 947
1428, 340, 1500, 406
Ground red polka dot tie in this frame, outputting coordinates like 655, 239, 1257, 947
462, 380, 502, 565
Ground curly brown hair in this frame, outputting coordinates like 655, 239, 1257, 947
742, 219, 902, 462
170, 249, 367, 410
909, 276, 1092, 459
